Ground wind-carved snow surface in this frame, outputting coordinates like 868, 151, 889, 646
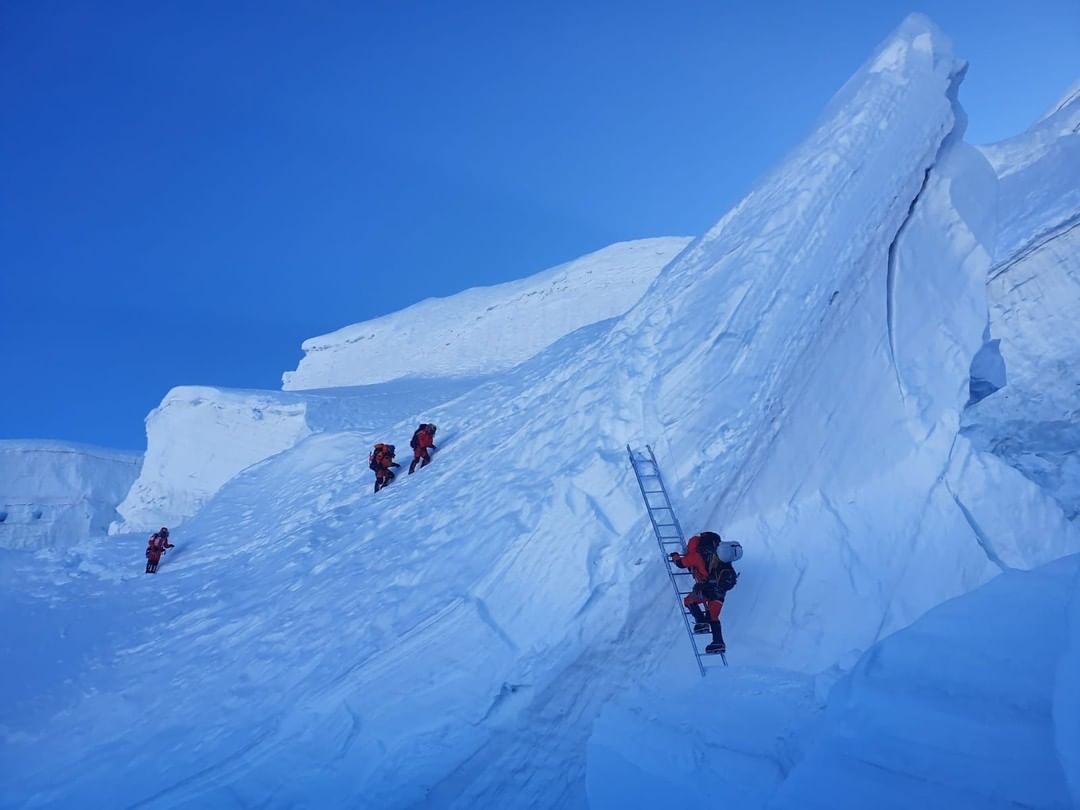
0, 441, 140, 550
282, 237, 691, 391
3, 14, 1080, 810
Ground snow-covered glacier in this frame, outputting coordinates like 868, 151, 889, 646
3, 13, 1079, 810
0, 440, 140, 550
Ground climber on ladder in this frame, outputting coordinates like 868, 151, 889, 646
670, 531, 740, 655
627, 444, 744, 672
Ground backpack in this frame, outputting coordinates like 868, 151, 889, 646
410, 425, 427, 449
714, 565, 738, 593
696, 531, 722, 569
696, 532, 742, 588
369, 444, 387, 471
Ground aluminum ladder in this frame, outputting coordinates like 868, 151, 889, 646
627, 444, 726, 675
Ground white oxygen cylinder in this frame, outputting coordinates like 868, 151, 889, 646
715, 541, 743, 563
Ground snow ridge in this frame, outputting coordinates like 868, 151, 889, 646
282, 237, 691, 391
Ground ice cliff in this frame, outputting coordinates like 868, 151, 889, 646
0, 440, 140, 551
109, 383, 453, 533
962, 87, 1080, 518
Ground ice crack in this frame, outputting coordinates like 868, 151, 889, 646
885, 165, 935, 401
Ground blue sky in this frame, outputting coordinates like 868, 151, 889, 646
2, 1, 1077, 449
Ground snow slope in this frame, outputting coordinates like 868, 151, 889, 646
3, 14, 1079, 809
0, 441, 140, 550
586, 667, 821, 808
1057, 556, 1080, 805
111, 379, 480, 533
120, 238, 689, 534
282, 237, 691, 391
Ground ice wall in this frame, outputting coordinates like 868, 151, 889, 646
282, 237, 691, 391
962, 91, 1080, 517
112, 387, 313, 533
0, 441, 140, 550
768, 556, 1080, 810
608, 16, 1078, 670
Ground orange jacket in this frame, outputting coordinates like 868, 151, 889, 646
670, 534, 709, 582
146, 533, 173, 562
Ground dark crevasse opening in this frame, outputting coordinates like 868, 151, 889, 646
967, 324, 1006, 407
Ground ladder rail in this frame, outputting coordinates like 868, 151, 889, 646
627, 444, 707, 677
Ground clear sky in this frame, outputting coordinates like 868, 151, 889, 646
2, 1, 1077, 450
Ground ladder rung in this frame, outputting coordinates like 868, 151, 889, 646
661, 540, 683, 545
654, 522, 678, 528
